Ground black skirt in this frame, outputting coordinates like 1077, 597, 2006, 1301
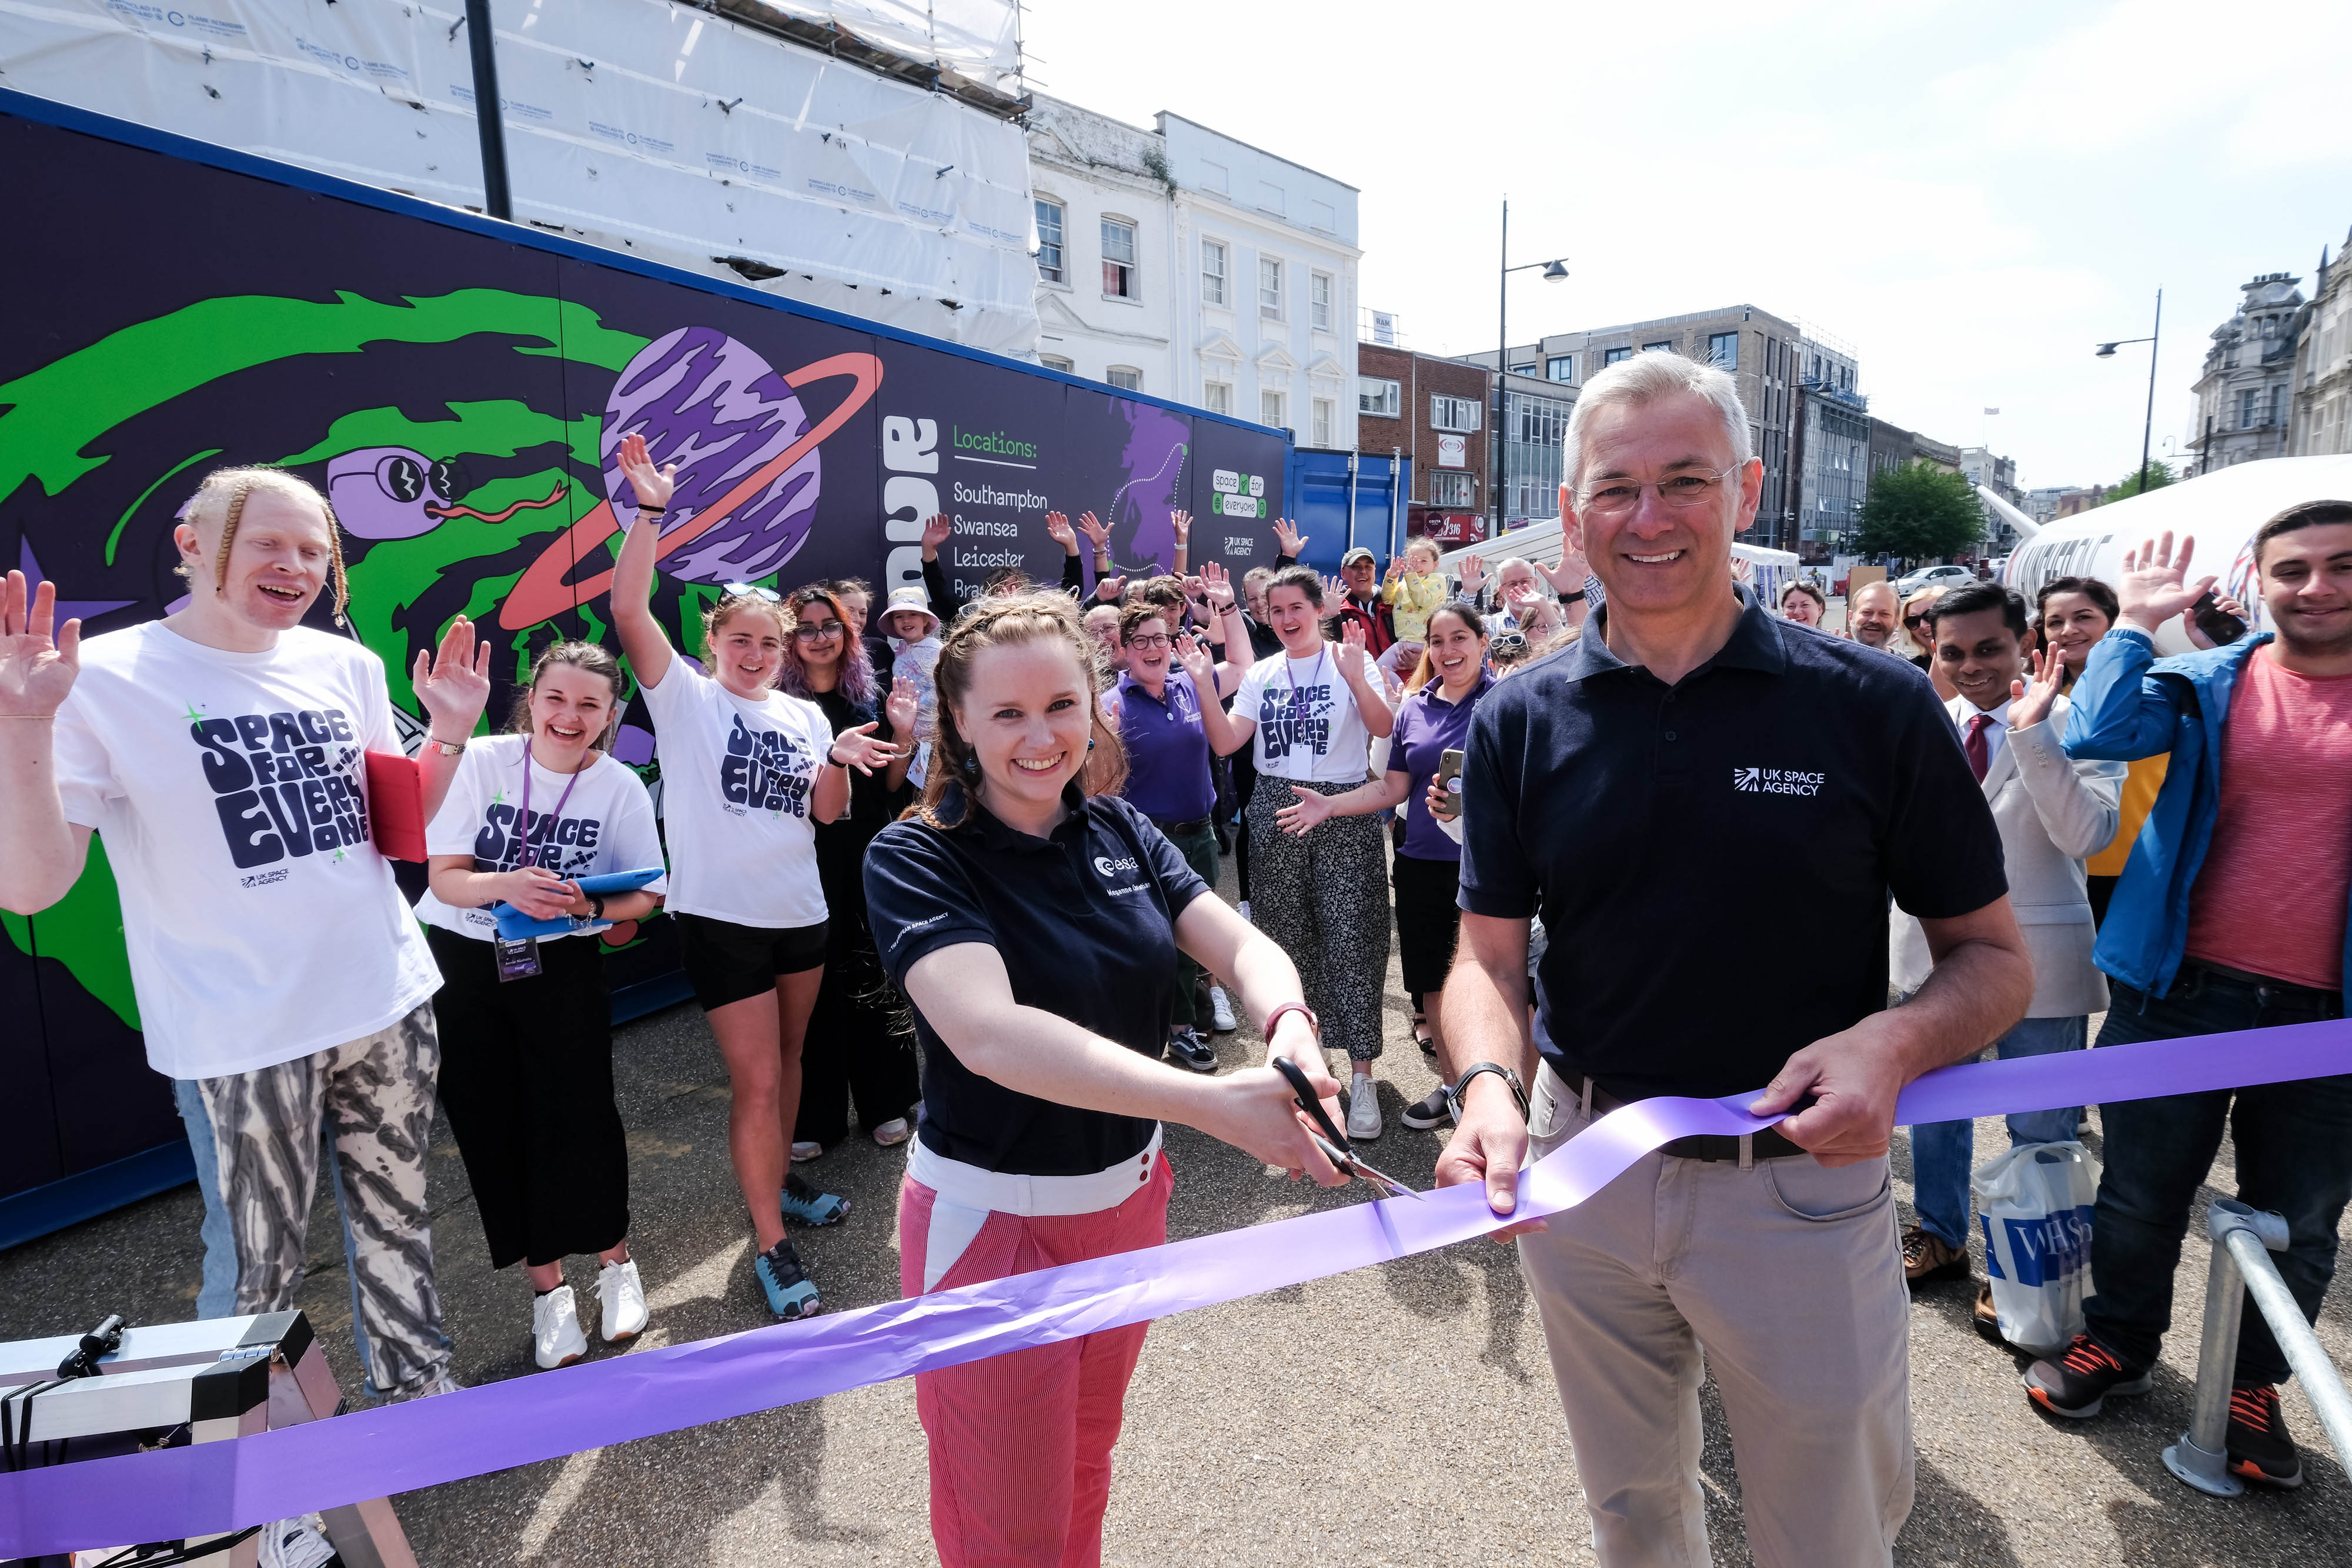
1391, 851, 1465, 998
427, 924, 629, 1269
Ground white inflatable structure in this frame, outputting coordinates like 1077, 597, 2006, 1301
2002, 455, 2352, 654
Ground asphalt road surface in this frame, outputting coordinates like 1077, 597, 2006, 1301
6, 859, 2349, 1566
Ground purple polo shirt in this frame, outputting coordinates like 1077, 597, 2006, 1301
1391, 670, 1494, 861
1115, 667, 1215, 823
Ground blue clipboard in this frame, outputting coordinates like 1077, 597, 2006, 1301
488, 867, 663, 941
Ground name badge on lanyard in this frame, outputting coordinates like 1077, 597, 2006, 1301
496, 747, 584, 983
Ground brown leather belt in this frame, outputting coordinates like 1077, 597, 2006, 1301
1552, 1066, 1808, 1163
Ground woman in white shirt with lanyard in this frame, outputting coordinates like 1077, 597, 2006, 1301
1214, 564, 1396, 1139
610, 434, 897, 1322
415, 641, 667, 1368
863, 590, 1346, 1568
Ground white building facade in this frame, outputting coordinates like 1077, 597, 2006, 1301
1158, 114, 1360, 449
1024, 98, 1175, 394
2291, 231, 2352, 458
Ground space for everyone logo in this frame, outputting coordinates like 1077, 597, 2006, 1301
190, 707, 373, 870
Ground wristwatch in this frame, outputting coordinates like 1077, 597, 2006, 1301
1452, 1061, 1529, 1121
585, 892, 607, 922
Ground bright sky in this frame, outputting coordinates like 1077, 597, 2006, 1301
1019, 0, 2352, 492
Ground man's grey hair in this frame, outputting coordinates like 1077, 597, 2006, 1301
1562, 352, 1755, 497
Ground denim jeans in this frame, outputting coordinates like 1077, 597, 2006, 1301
1909, 1013, 2087, 1249
2086, 968, 2351, 1385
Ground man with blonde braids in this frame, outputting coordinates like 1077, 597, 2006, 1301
0, 466, 490, 1400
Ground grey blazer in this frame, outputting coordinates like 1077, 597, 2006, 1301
1893, 693, 2124, 1018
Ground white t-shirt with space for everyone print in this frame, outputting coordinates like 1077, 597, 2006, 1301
1232, 644, 1378, 784
638, 664, 831, 928
410, 734, 669, 942
50, 622, 440, 1081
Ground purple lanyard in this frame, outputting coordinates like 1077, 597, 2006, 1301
1282, 646, 1329, 703
515, 745, 584, 870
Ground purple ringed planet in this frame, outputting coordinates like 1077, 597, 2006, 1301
500, 344, 883, 630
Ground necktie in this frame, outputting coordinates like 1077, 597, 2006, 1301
1964, 713, 1993, 783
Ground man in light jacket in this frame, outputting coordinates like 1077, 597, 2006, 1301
1893, 583, 2122, 1332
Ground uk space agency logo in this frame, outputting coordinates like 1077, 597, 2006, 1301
1733, 765, 1824, 797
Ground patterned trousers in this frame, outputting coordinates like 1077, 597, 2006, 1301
177, 1002, 452, 1396
1245, 777, 1391, 1061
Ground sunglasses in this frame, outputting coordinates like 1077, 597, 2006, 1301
724, 582, 783, 602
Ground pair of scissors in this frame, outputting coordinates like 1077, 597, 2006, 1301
1269, 1056, 1424, 1201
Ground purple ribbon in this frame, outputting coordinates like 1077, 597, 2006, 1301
4, 1019, 2346, 1554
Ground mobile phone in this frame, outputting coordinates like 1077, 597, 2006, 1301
1432, 748, 1465, 821
2189, 589, 2247, 646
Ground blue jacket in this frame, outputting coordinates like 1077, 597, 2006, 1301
2062, 626, 2347, 998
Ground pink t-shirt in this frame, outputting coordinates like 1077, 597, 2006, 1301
2183, 650, 2352, 989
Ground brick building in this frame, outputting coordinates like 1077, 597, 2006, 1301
1355, 341, 1494, 544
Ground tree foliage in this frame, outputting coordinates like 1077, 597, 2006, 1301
2098, 458, 2176, 504
1855, 461, 1985, 563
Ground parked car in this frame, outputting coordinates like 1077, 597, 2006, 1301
1895, 563, 1975, 596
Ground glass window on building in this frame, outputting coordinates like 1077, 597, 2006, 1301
1201, 240, 1227, 307
2270, 385, 2287, 425
1605, 346, 1632, 365
1429, 472, 1475, 508
1101, 218, 1138, 298
1035, 199, 1065, 284
1040, 355, 1074, 373
1708, 332, 1738, 370
1430, 394, 1481, 433
1204, 381, 1232, 416
2240, 388, 2259, 428
1262, 390, 1286, 430
1107, 366, 1141, 392
1309, 272, 1334, 332
1546, 355, 1573, 382
1259, 258, 1283, 320
1312, 398, 1334, 446
1359, 377, 1400, 417
1643, 341, 1674, 354
1501, 390, 1571, 521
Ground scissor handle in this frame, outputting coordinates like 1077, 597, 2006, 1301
1269, 1055, 1349, 1154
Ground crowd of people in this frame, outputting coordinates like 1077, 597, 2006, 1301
0, 346, 2346, 1568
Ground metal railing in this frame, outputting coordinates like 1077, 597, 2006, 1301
2163, 1199, 2352, 1496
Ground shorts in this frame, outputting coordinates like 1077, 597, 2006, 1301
1391, 851, 1465, 998
676, 911, 828, 1012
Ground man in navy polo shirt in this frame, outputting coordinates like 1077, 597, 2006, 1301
1438, 352, 2034, 1567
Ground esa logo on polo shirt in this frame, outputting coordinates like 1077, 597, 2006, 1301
1093, 854, 1141, 877
1732, 765, 1826, 797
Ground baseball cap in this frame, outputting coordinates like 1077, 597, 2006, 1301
1341, 546, 1377, 567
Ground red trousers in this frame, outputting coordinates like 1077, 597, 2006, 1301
897, 1154, 1172, 1568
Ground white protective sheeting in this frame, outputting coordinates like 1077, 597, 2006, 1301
0, 0, 1040, 354
748, 0, 1019, 85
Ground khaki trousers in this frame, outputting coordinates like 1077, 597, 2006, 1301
1516, 1063, 1915, 1567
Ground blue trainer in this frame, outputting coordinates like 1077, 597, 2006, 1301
780, 1171, 850, 1226
754, 1237, 822, 1320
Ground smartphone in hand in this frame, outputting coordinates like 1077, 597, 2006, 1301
1432, 748, 1466, 821
2189, 589, 2247, 646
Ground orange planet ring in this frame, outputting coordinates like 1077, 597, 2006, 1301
500, 352, 883, 630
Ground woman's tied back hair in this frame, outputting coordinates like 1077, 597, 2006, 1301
178, 466, 350, 627
699, 589, 794, 666
914, 590, 1127, 830
506, 640, 626, 750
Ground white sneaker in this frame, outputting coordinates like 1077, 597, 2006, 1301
533, 1284, 588, 1369
597, 1258, 647, 1344
1208, 985, 1237, 1032
1237, 899, 1253, 924
1347, 1077, 1382, 1142
790, 1139, 824, 1162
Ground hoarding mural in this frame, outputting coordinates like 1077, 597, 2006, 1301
0, 101, 1288, 1205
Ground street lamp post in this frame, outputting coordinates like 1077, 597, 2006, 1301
1492, 198, 1568, 540
2095, 287, 2163, 497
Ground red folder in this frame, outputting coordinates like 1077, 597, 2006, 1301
366, 750, 428, 862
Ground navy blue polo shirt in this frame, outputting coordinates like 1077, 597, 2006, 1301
1458, 585, 2006, 1100
864, 784, 1211, 1175
1114, 667, 1215, 823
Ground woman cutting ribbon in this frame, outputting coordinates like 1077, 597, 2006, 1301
414, 641, 667, 1369
863, 591, 1346, 1568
